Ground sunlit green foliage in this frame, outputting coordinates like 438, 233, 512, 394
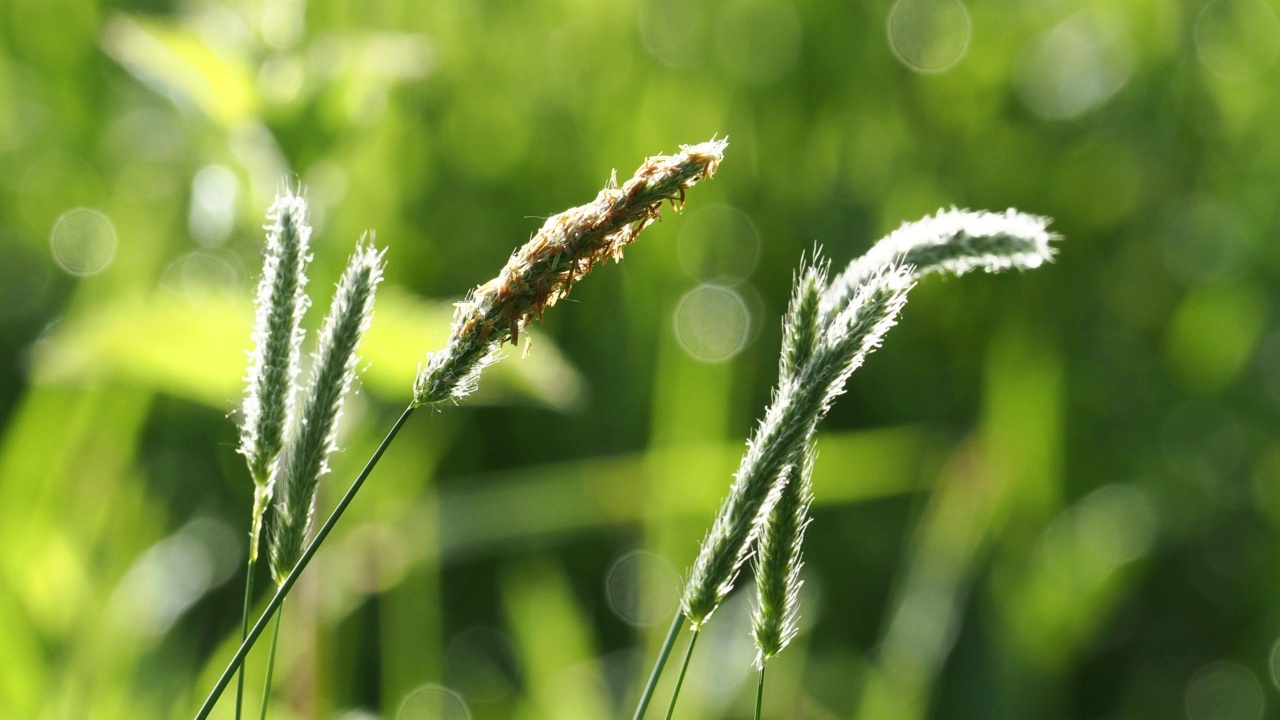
2, 0, 1280, 718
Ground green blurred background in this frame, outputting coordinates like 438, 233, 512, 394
2, 0, 1280, 717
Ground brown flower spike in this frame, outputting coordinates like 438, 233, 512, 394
414, 138, 727, 406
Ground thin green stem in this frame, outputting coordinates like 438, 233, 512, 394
633, 611, 684, 720
195, 404, 416, 719
258, 603, 284, 720
663, 628, 700, 720
233, 554, 258, 720
754, 664, 765, 720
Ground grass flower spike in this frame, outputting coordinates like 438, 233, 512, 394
269, 238, 384, 584
239, 190, 312, 560
232, 190, 313, 720
752, 256, 826, 666
681, 265, 914, 627
659, 266, 911, 720
822, 207, 1056, 320
752, 447, 813, 662
634, 207, 1054, 717
640, 210, 1057, 719
779, 254, 828, 382
413, 138, 728, 406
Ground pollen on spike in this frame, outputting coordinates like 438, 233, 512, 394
412, 138, 727, 406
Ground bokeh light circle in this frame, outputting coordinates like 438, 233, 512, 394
638, 0, 711, 67
445, 627, 520, 703
604, 550, 681, 627
1195, 0, 1280, 80
1185, 662, 1265, 720
714, 0, 803, 84
547, 18, 635, 100
677, 205, 761, 283
1162, 202, 1249, 284
1160, 402, 1246, 489
50, 207, 117, 276
1258, 331, 1280, 407
673, 284, 752, 363
188, 164, 239, 248
1074, 484, 1157, 567
1017, 12, 1133, 120
161, 250, 241, 308
886, 0, 972, 73
1270, 637, 1280, 690
397, 683, 470, 720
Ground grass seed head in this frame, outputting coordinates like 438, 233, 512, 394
822, 207, 1057, 321
239, 189, 313, 561
240, 189, 312, 488
680, 265, 913, 626
752, 446, 814, 666
779, 251, 829, 384
413, 138, 727, 407
269, 238, 384, 585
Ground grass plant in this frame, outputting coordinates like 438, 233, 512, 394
233, 190, 312, 720
752, 255, 825, 666
257, 238, 383, 714
231, 191, 384, 718
214, 151, 1052, 720
267, 239, 384, 585
413, 139, 727, 406
198, 139, 726, 718
634, 208, 1056, 719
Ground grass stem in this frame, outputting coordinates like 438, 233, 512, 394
754, 664, 765, 720
257, 604, 284, 720
233, 554, 257, 720
633, 611, 684, 720
195, 403, 416, 719
663, 628, 700, 720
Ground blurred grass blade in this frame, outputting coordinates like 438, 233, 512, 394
100, 14, 259, 126
29, 287, 584, 411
